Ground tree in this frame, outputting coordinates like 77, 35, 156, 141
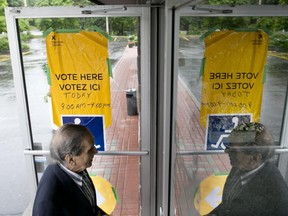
28, 0, 92, 6
0, 0, 7, 16
32, 0, 99, 31
33, 0, 79, 31
72, 0, 94, 6
35, 0, 73, 6
27, 0, 37, 6
19, 19, 30, 31
109, 17, 137, 36
79, 17, 106, 31
7, 0, 23, 7
0, 0, 7, 33
206, 0, 251, 5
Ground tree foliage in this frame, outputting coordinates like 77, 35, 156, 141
0, 0, 7, 13
28, 0, 92, 6
109, 17, 137, 35
79, 17, 106, 30
205, 0, 280, 4
32, 0, 77, 31
7, 0, 23, 7
0, 0, 7, 32
31, 0, 97, 32
34, 0, 73, 6
0, 16, 6, 32
181, 16, 288, 33
19, 19, 30, 31
180, 16, 288, 51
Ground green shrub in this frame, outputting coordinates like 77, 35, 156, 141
0, 35, 30, 51
0, 36, 9, 51
21, 32, 33, 41
269, 32, 288, 52
21, 42, 30, 51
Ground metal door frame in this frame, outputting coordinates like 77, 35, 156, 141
5, 5, 152, 215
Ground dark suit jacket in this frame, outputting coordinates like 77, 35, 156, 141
32, 163, 104, 216
210, 162, 288, 216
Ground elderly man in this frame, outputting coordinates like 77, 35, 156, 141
207, 122, 288, 216
33, 124, 106, 216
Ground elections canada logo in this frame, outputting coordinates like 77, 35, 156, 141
251, 32, 264, 45
51, 34, 63, 47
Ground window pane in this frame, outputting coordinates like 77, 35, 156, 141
19, 16, 141, 214
175, 16, 288, 215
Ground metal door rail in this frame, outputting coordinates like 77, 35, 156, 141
24, 149, 149, 156
177, 148, 288, 155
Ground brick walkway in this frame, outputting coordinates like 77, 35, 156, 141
89, 46, 140, 216
88, 44, 230, 216
175, 79, 230, 215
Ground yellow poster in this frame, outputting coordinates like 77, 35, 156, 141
46, 31, 112, 128
200, 30, 269, 127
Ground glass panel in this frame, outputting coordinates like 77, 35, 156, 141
18, 16, 141, 214
89, 155, 140, 215
175, 155, 230, 215
20, 16, 140, 169
0, 46, 30, 215
204, 0, 284, 6
175, 16, 288, 215
23, 34, 52, 149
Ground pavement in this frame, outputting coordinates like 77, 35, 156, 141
88, 45, 140, 216
174, 77, 231, 215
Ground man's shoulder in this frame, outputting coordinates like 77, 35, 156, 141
262, 162, 284, 178
255, 162, 288, 195
43, 163, 60, 175
41, 163, 69, 183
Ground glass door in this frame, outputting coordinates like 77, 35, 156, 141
5, 6, 151, 215
172, 5, 288, 215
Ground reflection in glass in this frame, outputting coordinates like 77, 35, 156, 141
175, 16, 288, 215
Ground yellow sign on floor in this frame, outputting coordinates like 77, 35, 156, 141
90, 175, 118, 215
194, 174, 227, 215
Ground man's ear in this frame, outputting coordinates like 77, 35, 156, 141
64, 154, 75, 165
253, 153, 262, 163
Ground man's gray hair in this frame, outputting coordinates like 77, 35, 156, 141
50, 124, 94, 163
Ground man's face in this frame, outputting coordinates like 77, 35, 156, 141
225, 143, 254, 171
71, 136, 98, 173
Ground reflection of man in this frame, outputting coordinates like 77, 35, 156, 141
207, 122, 288, 216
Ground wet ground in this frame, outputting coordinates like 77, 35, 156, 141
0, 58, 26, 216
